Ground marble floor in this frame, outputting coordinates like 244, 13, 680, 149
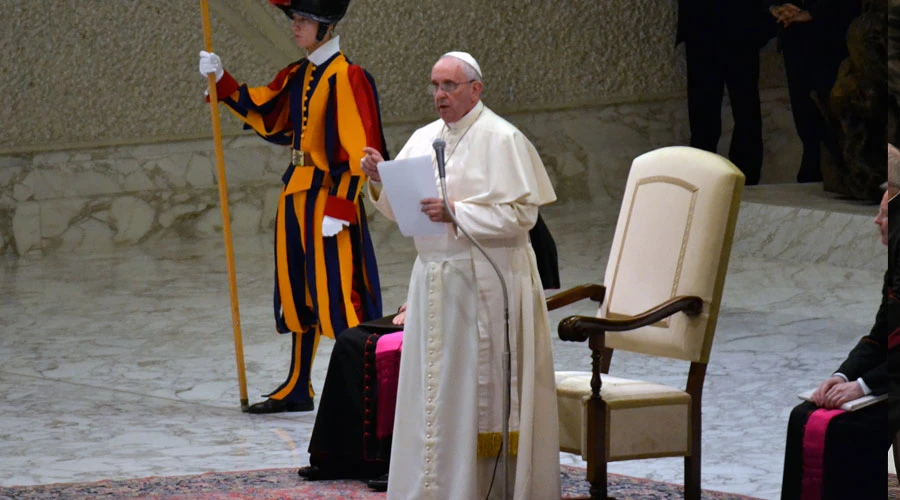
0, 187, 887, 499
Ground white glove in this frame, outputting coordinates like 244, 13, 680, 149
198, 50, 224, 82
321, 216, 349, 237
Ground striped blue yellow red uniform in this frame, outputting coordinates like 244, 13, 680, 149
212, 52, 386, 404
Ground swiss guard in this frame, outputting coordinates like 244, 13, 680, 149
198, 0, 387, 414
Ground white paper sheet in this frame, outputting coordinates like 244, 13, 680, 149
377, 155, 447, 237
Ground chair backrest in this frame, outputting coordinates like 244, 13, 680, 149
599, 146, 744, 364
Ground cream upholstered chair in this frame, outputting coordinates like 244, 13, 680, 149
548, 146, 744, 500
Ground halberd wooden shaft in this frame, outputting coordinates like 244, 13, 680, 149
200, 0, 250, 412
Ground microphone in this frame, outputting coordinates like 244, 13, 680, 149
433, 139, 447, 179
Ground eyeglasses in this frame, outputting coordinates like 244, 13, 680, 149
428, 79, 476, 96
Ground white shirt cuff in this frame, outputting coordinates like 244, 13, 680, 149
856, 378, 872, 396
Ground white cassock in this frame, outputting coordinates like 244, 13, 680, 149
368, 101, 560, 500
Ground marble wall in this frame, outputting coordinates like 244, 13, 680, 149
0, 0, 786, 153
0, 88, 804, 258
0, 0, 808, 260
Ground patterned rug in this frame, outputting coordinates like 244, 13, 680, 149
0, 466, 771, 499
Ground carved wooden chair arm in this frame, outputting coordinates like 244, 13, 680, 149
558, 295, 703, 343
545, 284, 606, 312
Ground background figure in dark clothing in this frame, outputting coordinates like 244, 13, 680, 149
768, 0, 861, 183
677, 0, 769, 185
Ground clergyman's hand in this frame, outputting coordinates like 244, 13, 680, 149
392, 302, 407, 326
822, 381, 864, 409
361, 147, 384, 183
809, 376, 843, 406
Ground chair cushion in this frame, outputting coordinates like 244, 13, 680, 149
555, 371, 691, 461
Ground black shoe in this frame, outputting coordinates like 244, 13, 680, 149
297, 465, 317, 478
367, 472, 389, 492
297, 465, 332, 480
247, 398, 314, 414
297, 464, 355, 481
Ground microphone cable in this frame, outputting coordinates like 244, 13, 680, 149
433, 139, 512, 500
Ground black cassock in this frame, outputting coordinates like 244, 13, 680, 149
780, 400, 886, 499
306, 212, 559, 477
307, 317, 397, 478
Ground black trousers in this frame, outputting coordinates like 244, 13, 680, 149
778, 2, 858, 183
685, 40, 763, 185
780, 23, 830, 183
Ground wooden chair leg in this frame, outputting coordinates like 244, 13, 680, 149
586, 397, 609, 499
588, 469, 608, 500
684, 425, 701, 500
684, 454, 700, 500
684, 363, 704, 500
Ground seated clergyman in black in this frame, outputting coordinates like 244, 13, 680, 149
780, 182, 898, 499
296, 213, 560, 490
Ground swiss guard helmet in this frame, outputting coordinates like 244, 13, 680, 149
269, 0, 350, 25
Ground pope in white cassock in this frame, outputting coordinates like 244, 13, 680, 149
360, 51, 560, 500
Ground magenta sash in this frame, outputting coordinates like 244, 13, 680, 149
375, 331, 403, 439
801, 408, 846, 500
